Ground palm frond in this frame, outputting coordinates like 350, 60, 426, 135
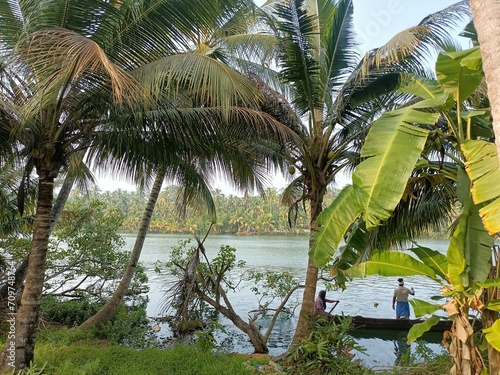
320, 0, 358, 99
275, 0, 323, 116
361, 0, 471, 73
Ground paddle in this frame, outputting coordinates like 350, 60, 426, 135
328, 300, 340, 315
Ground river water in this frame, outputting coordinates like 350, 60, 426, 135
122, 233, 452, 369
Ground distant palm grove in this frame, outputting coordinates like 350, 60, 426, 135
80, 186, 340, 235
77, 185, 451, 237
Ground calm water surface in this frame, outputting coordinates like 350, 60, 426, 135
122, 234, 450, 368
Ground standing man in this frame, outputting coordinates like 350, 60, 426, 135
392, 278, 415, 319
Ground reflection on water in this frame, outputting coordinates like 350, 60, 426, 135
122, 233, 451, 368
349, 328, 444, 368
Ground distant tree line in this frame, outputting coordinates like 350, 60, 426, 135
73, 185, 342, 235
71, 185, 451, 238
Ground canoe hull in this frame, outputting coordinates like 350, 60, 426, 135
332, 315, 480, 333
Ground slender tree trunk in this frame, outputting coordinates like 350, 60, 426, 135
291, 184, 324, 345
470, 0, 500, 167
468, 4, 500, 371
0, 173, 55, 371
80, 170, 165, 330
0, 173, 75, 314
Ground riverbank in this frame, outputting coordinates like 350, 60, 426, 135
1, 327, 451, 375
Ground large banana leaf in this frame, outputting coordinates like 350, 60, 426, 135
398, 74, 452, 109
447, 167, 493, 291
311, 102, 436, 267
410, 299, 443, 317
410, 246, 448, 280
353, 107, 435, 230
309, 185, 365, 267
462, 139, 500, 235
345, 250, 437, 280
484, 320, 500, 352
407, 315, 442, 344
484, 300, 500, 312
435, 47, 483, 103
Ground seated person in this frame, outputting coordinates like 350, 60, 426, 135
314, 290, 339, 316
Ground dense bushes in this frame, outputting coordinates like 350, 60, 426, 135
40, 296, 101, 327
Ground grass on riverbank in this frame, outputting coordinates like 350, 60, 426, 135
23, 331, 453, 375
2, 325, 452, 375
22, 328, 261, 375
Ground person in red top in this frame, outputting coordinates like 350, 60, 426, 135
313, 290, 339, 316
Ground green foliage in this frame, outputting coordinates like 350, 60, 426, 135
346, 250, 438, 280
284, 316, 365, 375
249, 270, 296, 299
310, 44, 499, 372
38, 299, 155, 349
462, 139, 500, 235
99, 302, 157, 349
36, 327, 98, 347
193, 321, 227, 352
9, 362, 46, 375
82, 186, 342, 235
34, 339, 255, 375
1, 197, 149, 302
40, 295, 101, 327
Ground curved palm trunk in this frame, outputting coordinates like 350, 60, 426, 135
291, 185, 324, 345
0, 173, 55, 371
470, 0, 500, 167
80, 170, 165, 330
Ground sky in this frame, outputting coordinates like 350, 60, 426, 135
97, 0, 469, 193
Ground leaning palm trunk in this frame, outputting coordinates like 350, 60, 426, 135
0, 172, 55, 371
177, 244, 201, 333
80, 169, 165, 330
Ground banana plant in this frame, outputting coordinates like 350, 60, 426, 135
310, 45, 500, 374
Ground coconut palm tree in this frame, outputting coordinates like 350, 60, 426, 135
255, 0, 471, 344
78, 1, 298, 330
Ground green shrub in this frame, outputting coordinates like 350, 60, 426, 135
9, 362, 46, 375
283, 315, 366, 375
99, 302, 157, 349
40, 295, 101, 327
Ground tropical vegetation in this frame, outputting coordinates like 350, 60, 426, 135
255, 0, 472, 345
311, 43, 500, 374
0, 0, 290, 370
82, 186, 345, 235
3, 0, 500, 373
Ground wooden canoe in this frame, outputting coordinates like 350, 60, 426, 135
331, 315, 481, 333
